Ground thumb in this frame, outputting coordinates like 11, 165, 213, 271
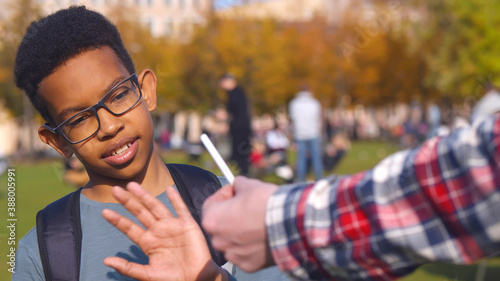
104, 257, 148, 280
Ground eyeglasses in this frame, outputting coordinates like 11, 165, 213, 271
44, 74, 142, 144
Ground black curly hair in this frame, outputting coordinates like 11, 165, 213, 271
14, 6, 135, 124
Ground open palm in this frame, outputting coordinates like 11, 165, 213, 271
102, 183, 225, 281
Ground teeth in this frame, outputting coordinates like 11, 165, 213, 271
111, 143, 132, 156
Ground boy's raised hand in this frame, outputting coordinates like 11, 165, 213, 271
102, 182, 227, 281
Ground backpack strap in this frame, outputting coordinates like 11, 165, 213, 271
166, 163, 227, 266
36, 188, 82, 281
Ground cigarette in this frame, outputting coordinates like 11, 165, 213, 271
200, 133, 235, 185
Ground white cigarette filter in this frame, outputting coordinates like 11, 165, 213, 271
200, 134, 235, 185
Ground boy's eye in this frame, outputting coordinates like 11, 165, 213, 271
107, 85, 134, 105
67, 113, 92, 127
112, 90, 130, 102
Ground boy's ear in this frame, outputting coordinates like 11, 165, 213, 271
38, 126, 73, 158
137, 69, 157, 112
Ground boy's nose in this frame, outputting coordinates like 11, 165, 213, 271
96, 108, 123, 140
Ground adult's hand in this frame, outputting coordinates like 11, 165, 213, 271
102, 182, 228, 281
202, 176, 279, 272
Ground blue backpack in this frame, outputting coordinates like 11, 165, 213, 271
36, 163, 226, 281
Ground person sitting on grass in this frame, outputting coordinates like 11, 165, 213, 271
12, 6, 287, 281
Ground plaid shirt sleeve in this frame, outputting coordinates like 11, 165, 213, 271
266, 114, 500, 281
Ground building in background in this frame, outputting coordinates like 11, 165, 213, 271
217, 0, 352, 24
215, 0, 416, 28
0, 0, 213, 38
0, 0, 387, 39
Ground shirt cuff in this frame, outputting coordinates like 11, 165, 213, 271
265, 182, 321, 279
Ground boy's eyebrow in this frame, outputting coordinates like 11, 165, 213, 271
58, 76, 128, 121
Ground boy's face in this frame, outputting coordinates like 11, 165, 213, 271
38, 46, 158, 181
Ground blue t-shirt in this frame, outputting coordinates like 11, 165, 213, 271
12, 182, 289, 280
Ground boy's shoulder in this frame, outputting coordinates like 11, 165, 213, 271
18, 226, 38, 251
14, 227, 45, 280
217, 176, 229, 186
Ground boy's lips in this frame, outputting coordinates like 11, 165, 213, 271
102, 138, 139, 166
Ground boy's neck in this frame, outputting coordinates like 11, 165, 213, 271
81, 152, 173, 203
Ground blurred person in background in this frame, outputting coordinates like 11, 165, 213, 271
219, 73, 252, 176
323, 132, 350, 173
248, 138, 268, 179
63, 156, 89, 188
426, 100, 442, 139
265, 118, 294, 182
0, 147, 8, 176
185, 111, 204, 164
209, 107, 231, 160
402, 99, 427, 148
470, 83, 500, 125
289, 84, 323, 182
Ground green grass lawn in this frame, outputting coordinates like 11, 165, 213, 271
0, 141, 499, 280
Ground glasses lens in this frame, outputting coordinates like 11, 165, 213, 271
62, 110, 99, 143
105, 79, 141, 115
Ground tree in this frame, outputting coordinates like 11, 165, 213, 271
0, 0, 42, 117
407, 0, 500, 98
168, 1, 433, 113
107, 3, 183, 113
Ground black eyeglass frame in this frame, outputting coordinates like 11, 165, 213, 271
43, 73, 142, 144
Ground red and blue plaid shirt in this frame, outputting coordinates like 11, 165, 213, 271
266, 114, 500, 280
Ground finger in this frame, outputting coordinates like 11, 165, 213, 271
223, 250, 248, 272
219, 184, 235, 198
102, 209, 147, 245
224, 250, 261, 273
165, 185, 190, 218
202, 184, 235, 210
210, 235, 233, 252
111, 186, 159, 228
103, 257, 150, 281
126, 182, 174, 220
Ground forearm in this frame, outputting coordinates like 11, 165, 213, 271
266, 114, 500, 280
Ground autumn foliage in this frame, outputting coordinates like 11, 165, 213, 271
1, 0, 499, 117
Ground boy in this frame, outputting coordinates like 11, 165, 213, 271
13, 6, 286, 281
